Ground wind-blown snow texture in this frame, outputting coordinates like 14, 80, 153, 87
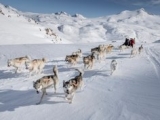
0, 3, 160, 120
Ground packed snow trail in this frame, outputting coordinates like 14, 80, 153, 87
145, 45, 160, 80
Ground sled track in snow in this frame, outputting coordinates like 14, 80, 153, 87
145, 46, 160, 80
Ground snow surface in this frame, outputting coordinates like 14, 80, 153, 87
0, 3, 160, 120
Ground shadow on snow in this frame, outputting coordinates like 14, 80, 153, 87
0, 89, 67, 112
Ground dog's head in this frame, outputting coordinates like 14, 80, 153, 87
63, 80, 74, 94
33, 80, 42, 94
7, 59, 13, 67
65, 56, 70, 61
111, 60, 117, 68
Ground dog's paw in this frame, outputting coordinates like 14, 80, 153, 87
65, 97, 68, 101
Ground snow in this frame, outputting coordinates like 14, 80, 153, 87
0, 3, 160, 120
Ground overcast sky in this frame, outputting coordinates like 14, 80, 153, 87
0, 0, 160, 18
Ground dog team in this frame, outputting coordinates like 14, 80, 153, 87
7, 42, 143, 104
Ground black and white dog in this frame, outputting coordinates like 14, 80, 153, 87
63, 69, 84, 104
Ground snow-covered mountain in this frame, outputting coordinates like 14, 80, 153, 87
24, 8, 160, 43
0, 3, 160, 120
1, 2, 160, 45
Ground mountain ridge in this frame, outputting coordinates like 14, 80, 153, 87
0, 3, 160, 44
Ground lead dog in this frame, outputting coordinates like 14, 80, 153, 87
25, 58, 46, 76
8, 55, 31, 73
33, 65, 59, 104
63, 68, 84, 104
110, 60, 118, 75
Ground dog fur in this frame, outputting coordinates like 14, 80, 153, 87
91, 45, 106, 61
33, 65, 59, 104
65, 54, 79, 66
8, 55, 31, 73
138, 45, 143, 54
110, 60, 118, 75
91, 46, 99, 53
83, 53, 95, 69
72, 49, 82, 57
106, 44, 114, 53
63, 68, 84, 104
25, 58, 46, 76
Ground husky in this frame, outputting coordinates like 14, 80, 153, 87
130, 48, 138, 58
25, 58, 46, 76
8, 55, 31, 73
138, 45, 143, 54
33, 65, 59, 105
63, 68, 84, 104
83, 53, 95, 69
110, 60, 118, 75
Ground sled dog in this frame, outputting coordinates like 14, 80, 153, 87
83, 53, 95, 69
63, 68, 84, 104
110, 60, 118, 75
25, 58, 46, 76
33, 65, 59, 104
138, 45, 143, 54
8, 55, 31, 73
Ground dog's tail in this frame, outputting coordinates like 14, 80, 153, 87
25, 55, 32, 61
75, 68, 84, 77
78, 49, 82, 53
53, 65, 58, 78
42, 57, 47, 62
